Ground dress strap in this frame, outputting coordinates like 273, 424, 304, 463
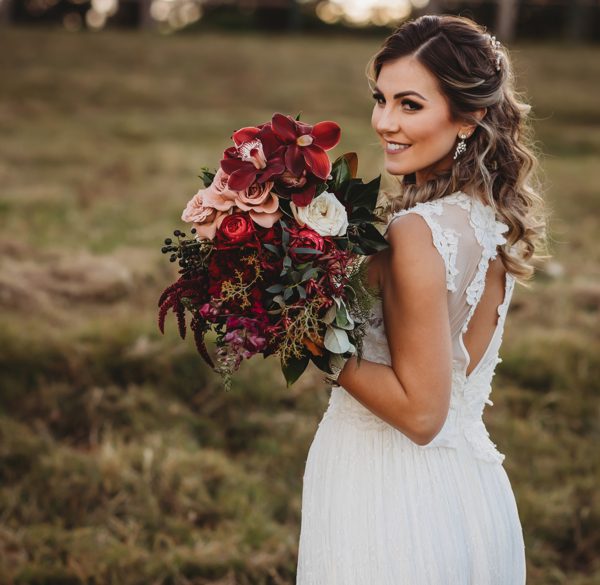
384, 198, 460, 293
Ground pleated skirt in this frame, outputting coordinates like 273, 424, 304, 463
296, 411, 526, 585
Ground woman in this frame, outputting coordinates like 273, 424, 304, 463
296, 14, 549, 585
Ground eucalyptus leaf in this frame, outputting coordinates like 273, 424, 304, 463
324, 326, 352, 354
266, 284, 284, 293
263, 243, 281, 256
300, 267, 320, 282
335, 301, 355, 330
289, 247, 323, 255
322, 303, 337, 324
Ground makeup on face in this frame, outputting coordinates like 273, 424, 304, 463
371, 56, 462, 184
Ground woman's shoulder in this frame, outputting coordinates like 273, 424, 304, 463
384, 190, 511, 292
387, 190, 509, 249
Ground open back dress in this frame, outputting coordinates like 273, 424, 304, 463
296, 190, 526, 584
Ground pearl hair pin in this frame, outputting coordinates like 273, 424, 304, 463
486, 33, 502, 72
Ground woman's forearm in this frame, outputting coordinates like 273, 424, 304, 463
336, 356, 439, 445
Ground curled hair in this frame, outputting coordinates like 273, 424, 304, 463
366, 14, 551, 283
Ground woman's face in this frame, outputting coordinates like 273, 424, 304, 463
371, 56, 468, 186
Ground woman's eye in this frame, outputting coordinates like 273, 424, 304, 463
401, 99, 422, 111
371, 94, 422, 111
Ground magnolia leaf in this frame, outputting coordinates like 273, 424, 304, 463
348, 207, 372, 222
330, 156, 352, 191
282, 352, 309, 387
347, 175, 381, 208
315, 182, 329, 197
343, 152, 358, 178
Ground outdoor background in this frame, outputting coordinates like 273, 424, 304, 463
0, 1, 599, 584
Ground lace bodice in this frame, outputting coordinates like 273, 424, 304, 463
324, 191, 516, 464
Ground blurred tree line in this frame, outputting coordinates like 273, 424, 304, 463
1, 0, 599, 41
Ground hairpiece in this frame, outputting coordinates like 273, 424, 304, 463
485, 33, 502, 72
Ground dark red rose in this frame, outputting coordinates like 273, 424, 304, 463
322, 236, 337, 255
288, 227, 326, 264
256, 222, 282, 246
215, 212, 257, 250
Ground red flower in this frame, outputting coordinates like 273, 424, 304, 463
288, 227, 326, 264
220, 124, 286, 191
275, 168, 319, 208
215, 212, 258, 250
271, 113, 341, 181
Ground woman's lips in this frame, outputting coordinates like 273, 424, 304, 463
385, 142, 412, 155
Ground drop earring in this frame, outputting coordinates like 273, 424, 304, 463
453, 132, 469, 160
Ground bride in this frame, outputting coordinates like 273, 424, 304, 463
296, 14, 548, 585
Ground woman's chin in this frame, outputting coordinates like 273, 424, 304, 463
384, 160, 415, 177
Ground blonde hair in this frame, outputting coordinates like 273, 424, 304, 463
366, 14, 551, 283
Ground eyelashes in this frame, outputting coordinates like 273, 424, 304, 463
371, 93, 423, 111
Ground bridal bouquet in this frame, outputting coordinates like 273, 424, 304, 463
158, 112, 388, 390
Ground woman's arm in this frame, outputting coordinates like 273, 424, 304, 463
337, 212, 453, 445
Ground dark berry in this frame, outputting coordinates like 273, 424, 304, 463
161, 246, 168, 253
174, 229, 181, 236
191, 228, 196, 234
164, 238, 172, 245
170, 254, 177, 262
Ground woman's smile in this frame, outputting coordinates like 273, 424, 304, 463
385, 142, 413, 155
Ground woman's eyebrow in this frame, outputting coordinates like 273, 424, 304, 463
372, 87, 428, 101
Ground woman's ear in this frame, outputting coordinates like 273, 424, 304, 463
460, 107, 488, 137
475, 107, 488, 123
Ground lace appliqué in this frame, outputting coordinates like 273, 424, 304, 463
386, 200, 460, 293
460, 196, 510, 333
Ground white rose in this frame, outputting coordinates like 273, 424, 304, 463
290, 191, 349, 237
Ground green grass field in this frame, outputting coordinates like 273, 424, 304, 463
0, 27, 598, 585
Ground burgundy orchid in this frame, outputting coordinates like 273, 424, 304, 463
271, 113, 341, 181
220, 124, 286, 191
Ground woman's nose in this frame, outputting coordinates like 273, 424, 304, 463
375, 107, 400, 135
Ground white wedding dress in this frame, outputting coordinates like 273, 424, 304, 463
296, 191, 526, 584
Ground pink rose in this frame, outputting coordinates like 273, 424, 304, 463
181, 190, 230, 240
181, 169, 238, 240
233, 180, 282, 229
202, 168, 240, 209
